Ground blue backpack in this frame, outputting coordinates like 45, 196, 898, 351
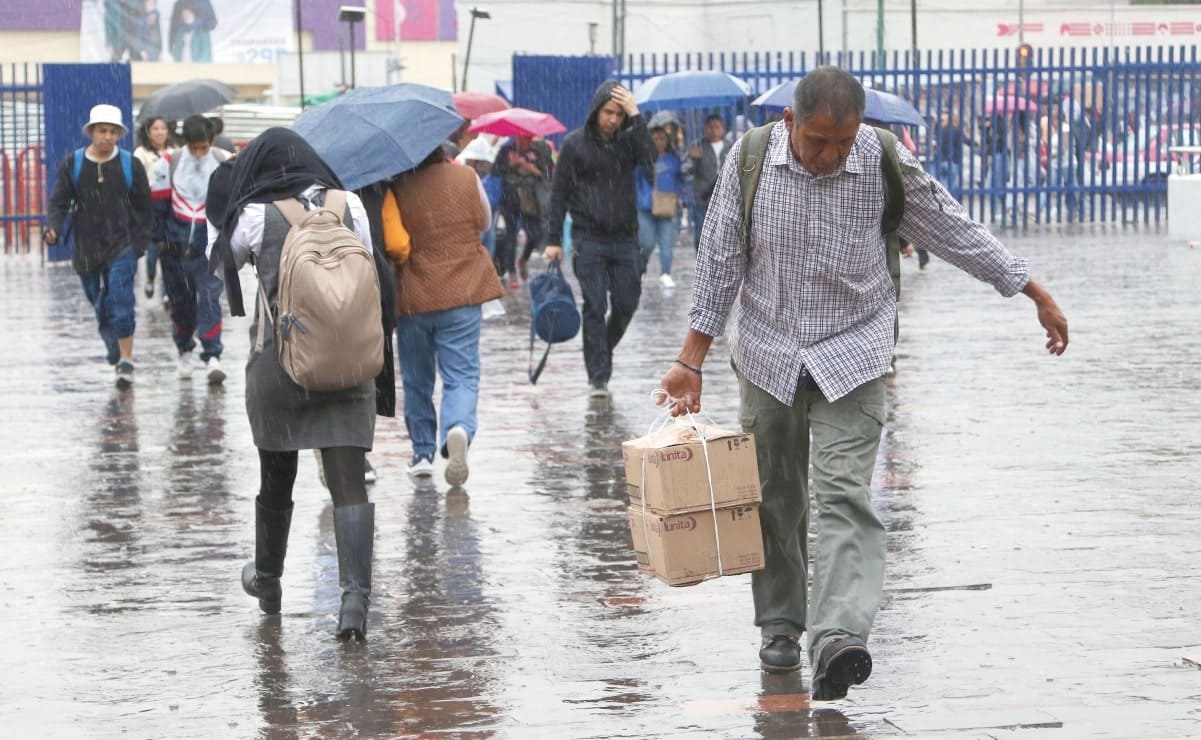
527, 261, 581, 384
72, 147, 133, 191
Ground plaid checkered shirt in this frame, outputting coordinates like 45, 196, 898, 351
689, 121, 1030, 405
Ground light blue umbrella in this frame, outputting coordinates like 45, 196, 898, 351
291, 83, 463, 191
752, 79, 927, 127
633, 71, 752, 112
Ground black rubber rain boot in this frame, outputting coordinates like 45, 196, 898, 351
333, 502, 375, 641
241, 497, 294, 615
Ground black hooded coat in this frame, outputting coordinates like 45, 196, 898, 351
547, 80, 656, 246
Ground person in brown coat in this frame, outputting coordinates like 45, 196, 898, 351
384, 146, 503, 486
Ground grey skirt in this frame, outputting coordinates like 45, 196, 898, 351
245, 313, 376, 452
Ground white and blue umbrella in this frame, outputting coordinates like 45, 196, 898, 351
633, 71, 752, 112
752, 78, 927, 127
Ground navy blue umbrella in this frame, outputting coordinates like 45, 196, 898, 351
634, 71, 752, 112
291, 83, 464, 191
752, 79, 927, 127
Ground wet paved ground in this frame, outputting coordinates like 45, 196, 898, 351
1, 228, 1200, 738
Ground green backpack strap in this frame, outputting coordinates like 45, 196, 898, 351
737, 123, 775, 255
873, 127, 907, 300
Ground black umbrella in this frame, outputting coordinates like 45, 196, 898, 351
139, 78, 236, 121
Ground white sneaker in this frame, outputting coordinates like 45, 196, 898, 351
114, 359, 135, 389
408, 456, 435, 479
589, 382, 609, 399
205, 356, 226, 385
363, 457, 378, 485
177, 352, 196, 379
444, 426, 469, 486
659, 273, 675, 288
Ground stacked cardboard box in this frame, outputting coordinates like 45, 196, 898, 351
622, 421, 765, 586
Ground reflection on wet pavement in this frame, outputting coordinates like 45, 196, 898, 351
1, 229, 1200, 737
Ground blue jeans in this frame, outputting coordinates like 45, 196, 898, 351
690, 201, 708, 249
395, 304, 482, 460
637, 209, 678, 276
79, 246, 138, 365
160, 248, 224, 360
935, 161, 962, 198
572, 236, 641, 386
144, 241, 159, 282
481, 213, 497, 258
988, 153, 1011, 217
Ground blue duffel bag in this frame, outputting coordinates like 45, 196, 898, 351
527, 261, 581, 384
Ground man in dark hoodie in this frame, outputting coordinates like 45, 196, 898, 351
545, 81, 656, 397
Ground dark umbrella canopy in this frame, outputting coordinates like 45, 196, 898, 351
291, 83, 464, 191
139, 78, 235, 121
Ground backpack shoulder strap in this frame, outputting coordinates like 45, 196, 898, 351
71, 148, 85, 189
873, 128, 905, 236
273, 198, 309, 227
737, 123, 774, 253
167, 148, 182, 187
873, 126, 919, 301
322, 189, 348, 220
119, 149, 133, 191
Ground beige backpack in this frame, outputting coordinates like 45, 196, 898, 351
255, 191, 383, 391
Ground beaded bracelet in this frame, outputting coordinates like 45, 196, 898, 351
674, 359, 703, 376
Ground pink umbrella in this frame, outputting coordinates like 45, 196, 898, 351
453, 91, 511, 120
467, 108, 567, 138
984, 95, 1039, 115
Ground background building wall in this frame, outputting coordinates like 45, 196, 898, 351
1, 2, 1200, 100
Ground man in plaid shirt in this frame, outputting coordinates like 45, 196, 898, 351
659, 67, 1068, 700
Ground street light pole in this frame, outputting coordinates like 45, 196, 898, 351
349, 21, 357, 87
876, 0, 885, 68
817, 0, 825, 58
461, 7, 491, 92
338, 6, 367, 89
911, 0, 918, 54
295, 0, 305, 107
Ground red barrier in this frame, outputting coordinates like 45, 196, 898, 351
14, 145, 45, 246
1, 149, 12, 248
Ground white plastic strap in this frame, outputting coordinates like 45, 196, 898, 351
254, 283, 269, 354
644, 390, 725, 577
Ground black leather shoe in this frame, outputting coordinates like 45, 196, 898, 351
759, 634, 802, 673
811, 637, 872, 701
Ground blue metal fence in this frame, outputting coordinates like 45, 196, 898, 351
532, 45, 1201, 227
512, 55, 614, 149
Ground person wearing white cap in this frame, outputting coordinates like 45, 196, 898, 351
45, 103, 152, 388
456, 136, 502, 260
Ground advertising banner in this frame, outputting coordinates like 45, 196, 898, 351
80, 0, 293, 64
374, 0, 457, 42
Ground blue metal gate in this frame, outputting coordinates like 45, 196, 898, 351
1, 63, 133, 259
